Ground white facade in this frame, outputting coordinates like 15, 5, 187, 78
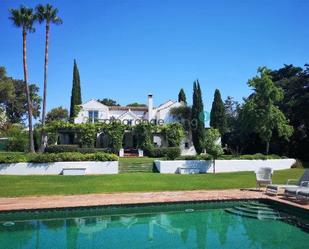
74, 95, 182, 125
155, 159, 296, 174
72, 94, 196, 155
0, 161, 119, 175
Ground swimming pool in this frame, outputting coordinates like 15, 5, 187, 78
0, 200, 308, 249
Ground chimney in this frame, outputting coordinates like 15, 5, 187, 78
148, 94, 153, 121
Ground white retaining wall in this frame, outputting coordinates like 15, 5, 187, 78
155, 159, 296, 174
0, 161, 118, 175
155, 160, 211, 174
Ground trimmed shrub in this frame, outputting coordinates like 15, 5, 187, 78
0, 152, 28, 163
45, 145, 112, 154
29, 152, 118, 163
147, 147, 181, 160
0, 152, 118, 163
166, 147, 181, 160
45, 145, 79, 153
218, 153, 282, 160
4, 126, 28, 152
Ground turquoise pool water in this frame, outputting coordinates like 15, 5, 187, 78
0, 201, 308, 249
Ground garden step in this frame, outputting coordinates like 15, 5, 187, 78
241, 204, 274, 211
245, 202, 271, 208
234, 206, 278, 215
225, 208, 282, 220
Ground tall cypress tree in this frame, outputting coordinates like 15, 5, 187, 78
191, 80, 205, 154
178, 88, 187, 104
69, 59, 82, 122
210, 89, 227, 135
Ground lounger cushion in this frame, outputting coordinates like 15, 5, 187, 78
267, 184, 298, 191
297, 189, 309, 197
285, 186, 308, 195
285, 187, 300, 195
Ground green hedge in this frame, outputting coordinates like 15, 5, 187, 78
177, 153, 283, 160
218, 153, 282, 160
147, 147, 181, 160
45, 145, 112, 154
0, 152, 118, 163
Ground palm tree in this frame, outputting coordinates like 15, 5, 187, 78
36, 4, 63, 152
9, 6, 36, 152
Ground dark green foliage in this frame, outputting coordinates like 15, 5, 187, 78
101, 123, 125, 153
79, 124, 96, 148
134, 123, 153, 151
98, 98, 119, 106
191, 80, 205, 154
46, 106, 68, 123
178, 88, 187, 104
3, 124, 28, 152
45, 144, 111, 154
147, 147, 181, 159
0, 152, 28, 163
0, 152, 118, 163
165, 147, 181, 160
126, 102, 147, 107
270, 64, 309, 160
210, 89, 227, 135
45, 144, 79, 152
69, 60, 82, 121
241, 67, 293, 154
45, 145, 111, 154
0, 67, 41, 124
218, 153, 282, 160
162, 123, 184, 147
169, 106, 192, 131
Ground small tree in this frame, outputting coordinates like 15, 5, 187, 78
46, 106, 68, 123
205, 128, 224, 173
191, 80, 206, 154
69, 60, 82, 121
210, 89, 227, 135
178, 88, 187, 104
242, 67, 293, 154
134, 123, 153, 151
98, 98, 119, 106
162, 123, 185, 147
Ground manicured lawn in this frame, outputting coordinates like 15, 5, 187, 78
0, 168, 304, 197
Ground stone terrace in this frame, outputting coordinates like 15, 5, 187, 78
0, 189, 308, 212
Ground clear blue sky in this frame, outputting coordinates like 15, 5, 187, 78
1, 0, 308, 115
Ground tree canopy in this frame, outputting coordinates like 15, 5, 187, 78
178, 88, 187, 104
210, 89, 227, 135
241, 67, 293, 154
69, 60, 82, 121
126, 102, 147, 107
98, 98, 120, 106
191, 80, 205, 154
0, 66, 41, 124
46, 106, 68, 123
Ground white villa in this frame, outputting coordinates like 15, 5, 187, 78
74, 94, 181, 126
60, 94, 196, 156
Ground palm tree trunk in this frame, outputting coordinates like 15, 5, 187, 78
39, 23, 50, 152
23, 29, 35, 153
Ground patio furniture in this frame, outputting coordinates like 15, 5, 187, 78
284, 185, 309, 199
266, 169, 309, 195
255, 167, 273, 190
296, 188, 309, 202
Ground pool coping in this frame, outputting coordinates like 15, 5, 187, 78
0, 189, 308, 213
